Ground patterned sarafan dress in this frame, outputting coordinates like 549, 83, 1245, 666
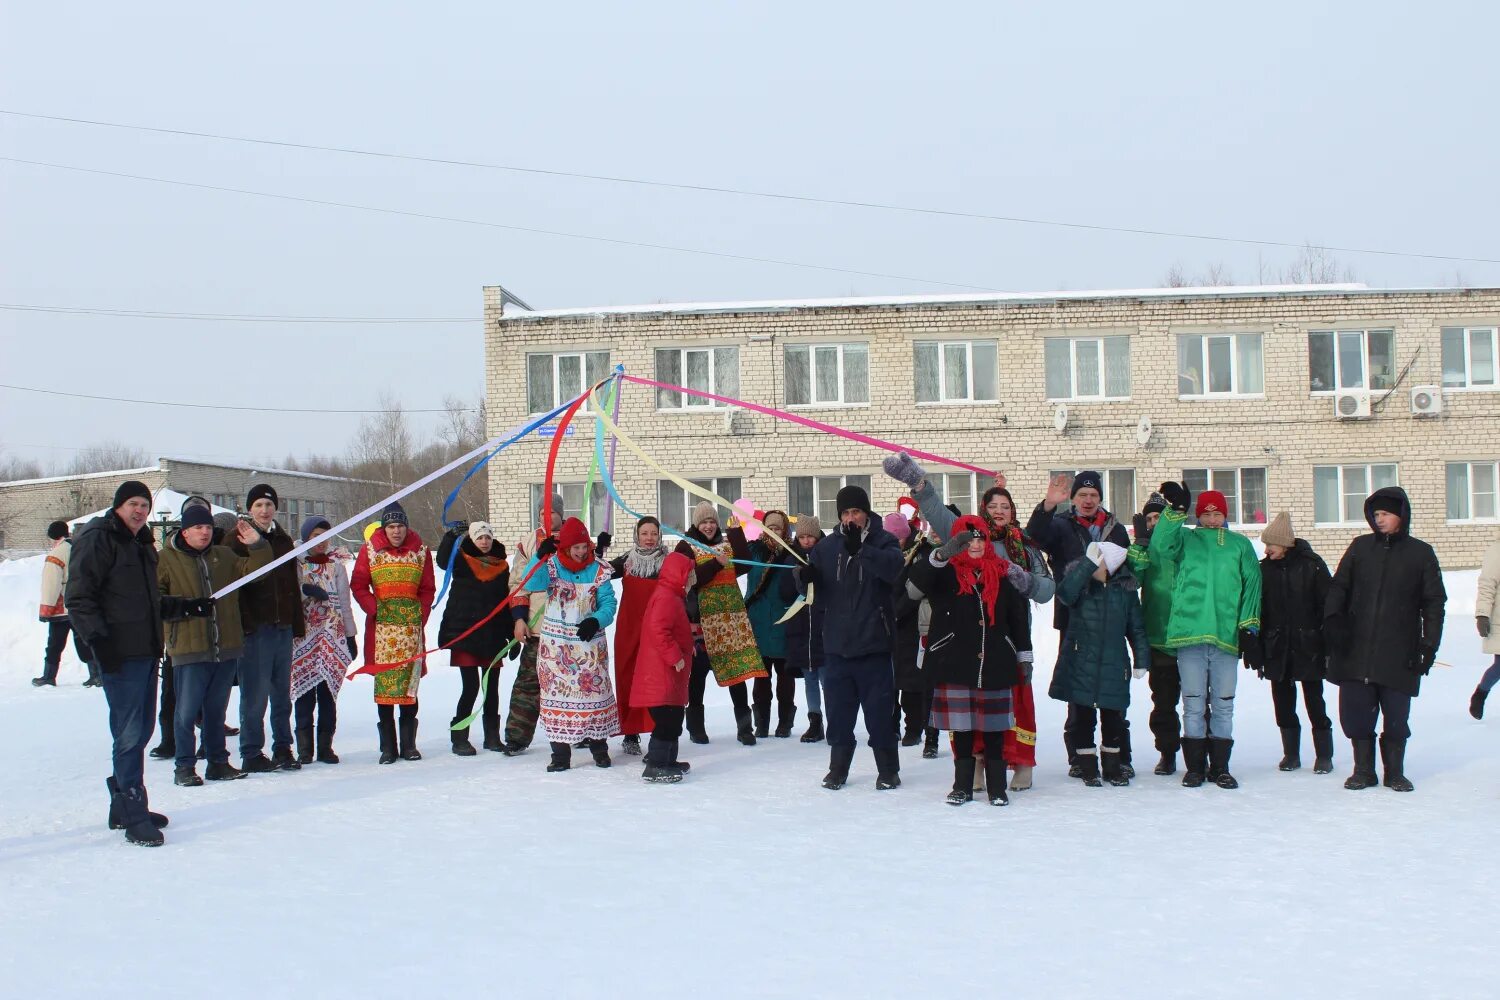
691, 537, 767, 687
350, 528, 435, 706
521, 550, 620, 742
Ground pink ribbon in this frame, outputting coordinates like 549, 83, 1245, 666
619, 374, 999, 477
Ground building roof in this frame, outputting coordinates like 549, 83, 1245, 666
157, 457, 355, 483
0, 456, 360, 489
491, 282, 1499, 322
0, 465, 162, 488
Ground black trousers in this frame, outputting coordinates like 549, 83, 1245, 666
895, 689, 928, 735
1270, 677, 1331, 730
44, 618, 89, 665
646, 705, 686, 765
1337, 681, 1411, 740
952, 729, 1005, 761
1147, 648, 1181, 753
752, 657, 795, 711
1069, 705, 1128, 751
688, 641, 750, 713
294, 681, 338, 735
377, 702, 419, 723
156, 656, 177, 748
455, 664, 502, 725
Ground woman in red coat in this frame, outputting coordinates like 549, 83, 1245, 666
606, 516, 670, 755
631, 552, 695, 783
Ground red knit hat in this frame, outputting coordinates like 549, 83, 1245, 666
1195, 490, 1228, 517
558, 517, 591, 550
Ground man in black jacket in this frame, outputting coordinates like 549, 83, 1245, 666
64, 481, 171, 846
1324, 487, 1446, 792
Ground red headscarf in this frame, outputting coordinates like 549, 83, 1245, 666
556, 517, 595, 573
948, 515, 1008, 626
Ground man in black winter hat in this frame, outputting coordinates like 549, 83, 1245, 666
794, 484, 905, 790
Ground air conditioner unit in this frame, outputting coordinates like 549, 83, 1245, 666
1410, 385, 1443, 417
1333, 390, 1371, 420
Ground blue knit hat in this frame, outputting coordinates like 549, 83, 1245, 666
300, 516, 332, 543
380, 502, 408, 527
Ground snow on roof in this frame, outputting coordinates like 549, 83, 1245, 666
0, 465, 162, 488
158, 457, 356, 483
490, 282, 1497, 322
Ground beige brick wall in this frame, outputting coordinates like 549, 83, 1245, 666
482, 287, 1500, 568
0, 469, 168, 550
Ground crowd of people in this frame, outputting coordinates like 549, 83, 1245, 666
29, 454, 1487, 846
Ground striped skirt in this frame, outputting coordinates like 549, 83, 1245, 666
930, 683, 1013, 733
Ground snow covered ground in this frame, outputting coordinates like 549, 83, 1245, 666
1, 552, 1494, 998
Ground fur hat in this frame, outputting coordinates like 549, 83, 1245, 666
1195, 490, 1229, 518
213, 512, 239, 536
1261, 511, 1295, 548
112, 480, 152, 511
46, 520, 70, 541
246, 483, 278, 510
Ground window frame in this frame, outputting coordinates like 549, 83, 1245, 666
656, 477, 745, 534
1043, 335, 1131, 402
1176, 332, 1265, 399
1306, 328, 1396, 394
1180, 467, 1270, 527
1311, 463, 1400, 527
1446, 461, 1500, 523
1046, 468, 1138, 514
1441, 325, 1500, 391
929, 472, 978, 514
525, 350, 611, 414
529, 481, 609, 532
913, 340, 999, 405
787, 473, 874, 527
653, 346, 741, 410
783, 342, 870, 409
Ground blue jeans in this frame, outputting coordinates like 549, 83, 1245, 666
102, 656, 159, 792
1479, 655, 1500, 693
821, 652, 897, 750
804, 667, 822, 714
175, 658, 237, 768
239, 625, 294, 758
1177, 643, 1238, 740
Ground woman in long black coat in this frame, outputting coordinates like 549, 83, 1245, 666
1257, 513, 1334, 774
437, 522, 512, 754
1323, 487, 1446, 792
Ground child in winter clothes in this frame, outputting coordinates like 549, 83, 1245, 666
1148, 486, 1262, 790
1049, 541, 1149, 786
1256, 512, 1335, 774
632, 552, 696, 782
292, 516, 356, 764
780, 516, 826, 743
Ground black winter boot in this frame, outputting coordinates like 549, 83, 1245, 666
947, 757, 975, 805
482, 714, 504, 752
823, 745, 855, 789
272, 745, 302, 771
752, 703, 771, 739
1076, 749, 1102, 787
1101, 749, 1130, 786
735, 708, 757, 746
800, 711, 825, 743
31, 659, 60, 687
1311, 728, 1334, 774
1380, 735, 1414, 792
450, 719, 477, 756
589, 739, 612, 768
668, 739, 690, 774
205, 761, 245, 780
622, 734, 643, 756
642, 735, 682, 783
685, 705, 710, 745
296, 726, 315, 765
398, 716, 422, 761
149, 737, 176, 761
922, 726, 939, 759
775, 701, 797, 738
377, 718, 398, 765
1118, 724, 1135, 780
316, 728, 340, 764
1181, 738, 1208, 788
1209, 737, 1238, 789
1470, 685, 1488, 720
874, 747, 901, 790
241, 753, 276, 773
84, 660, 103, 687
546, 742, 571, 772
1344, 737, 1378, 790
1278, 726, 1302, 771
984, 755, 1009, 806
1154, 750, 1177, 776
120, 785, 164, 847
174, 765, 203, 787
106, 776, 169, 831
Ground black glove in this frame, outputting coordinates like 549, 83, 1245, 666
1132, 513, 1153, 544
1414, 645, 1437, 675
536, 536, 558, 559
507, 640, 522, 661
182, 597, 215, 618
90, 636, 120, 674
159, 595, 185, 620
1479, 616, 1491, 638
301, 583, 329, 602
346, 637, 358, 660
575, 617, 601, 642
1160, 481, 1191, 514
449, 522, 468, 537
1239, 627, 1263, 671
800, 563, 823, 588
841, 521, 863, 555
1324, 614, 1351, 655
595, 531, 612, 556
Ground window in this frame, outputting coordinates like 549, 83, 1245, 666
1307, 329, 1395, 392
929, 472, 977, 514
1047, 469, 1137, 514
914, 341, 998, 404
1313, 464, 1399, 525
784, 343, 869, 407
657, 478, 744, 533
654, 347, 740, 409
1441, 326, 1498, 390
529, 482, 608, 531
787, 474, 873, 527
1446, 462, 1499, 522
287, 498, 301, 533
1177, 334, 1264, 396
526, 351, 611, 413
1044, 336, 1131, 400
1182, 468, 1269, 526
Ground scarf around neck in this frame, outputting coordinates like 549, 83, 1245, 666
624, 543, 669, 579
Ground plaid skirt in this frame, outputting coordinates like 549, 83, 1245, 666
930, 683, 1013, 733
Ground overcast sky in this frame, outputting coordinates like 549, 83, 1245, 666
3, 2, 1496, 471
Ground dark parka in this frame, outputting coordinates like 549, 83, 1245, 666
799, 517, 904, 659
234, 520, 305, 638
63, 511, 163, 667
157, 529, 272, 665
435, 529, 512, 657
779, 540, 825, 677
1047, 554, 1149, 711
892, 539, 933, 690
1025, 502, 1130, 632
908, 552, 1031, 691
1259, 538, 1332, 683
1324, 487, 1446, 697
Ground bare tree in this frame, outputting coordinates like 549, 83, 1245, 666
0, 447, 45, 482
1275, 243, 1357, 285
66, 441, 150, 475
1162, 261, 1235, 287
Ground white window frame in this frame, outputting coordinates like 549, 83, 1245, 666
653, 346, 740, 410
1312, 463, 1400, 527
1044, 336, 1131, 402
913, 340, 999, 405
656, 477, 745, 533
1177, 333, 1265, 398
1306, 329, 1396, 394
1441, 326, 1499, 391
784, 343, 869, 408
930, 472, 978, 513
1181, 467, 1269, 528
787, 474, 874, 527
1446, 461, 1500, 523
526, 350, 611, 414
1047, 468, 1138, 514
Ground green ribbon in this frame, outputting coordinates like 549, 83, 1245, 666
450, 604, 545, 731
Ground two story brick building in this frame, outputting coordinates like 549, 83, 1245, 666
483, 283, 1500, 568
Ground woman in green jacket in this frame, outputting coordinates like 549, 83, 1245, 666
157, 506, 270, 786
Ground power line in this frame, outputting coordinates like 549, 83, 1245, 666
0, 382, 480, 414
0, 156, 1001, 292
4, 108, 1497, 266
0, 303, 476, 323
